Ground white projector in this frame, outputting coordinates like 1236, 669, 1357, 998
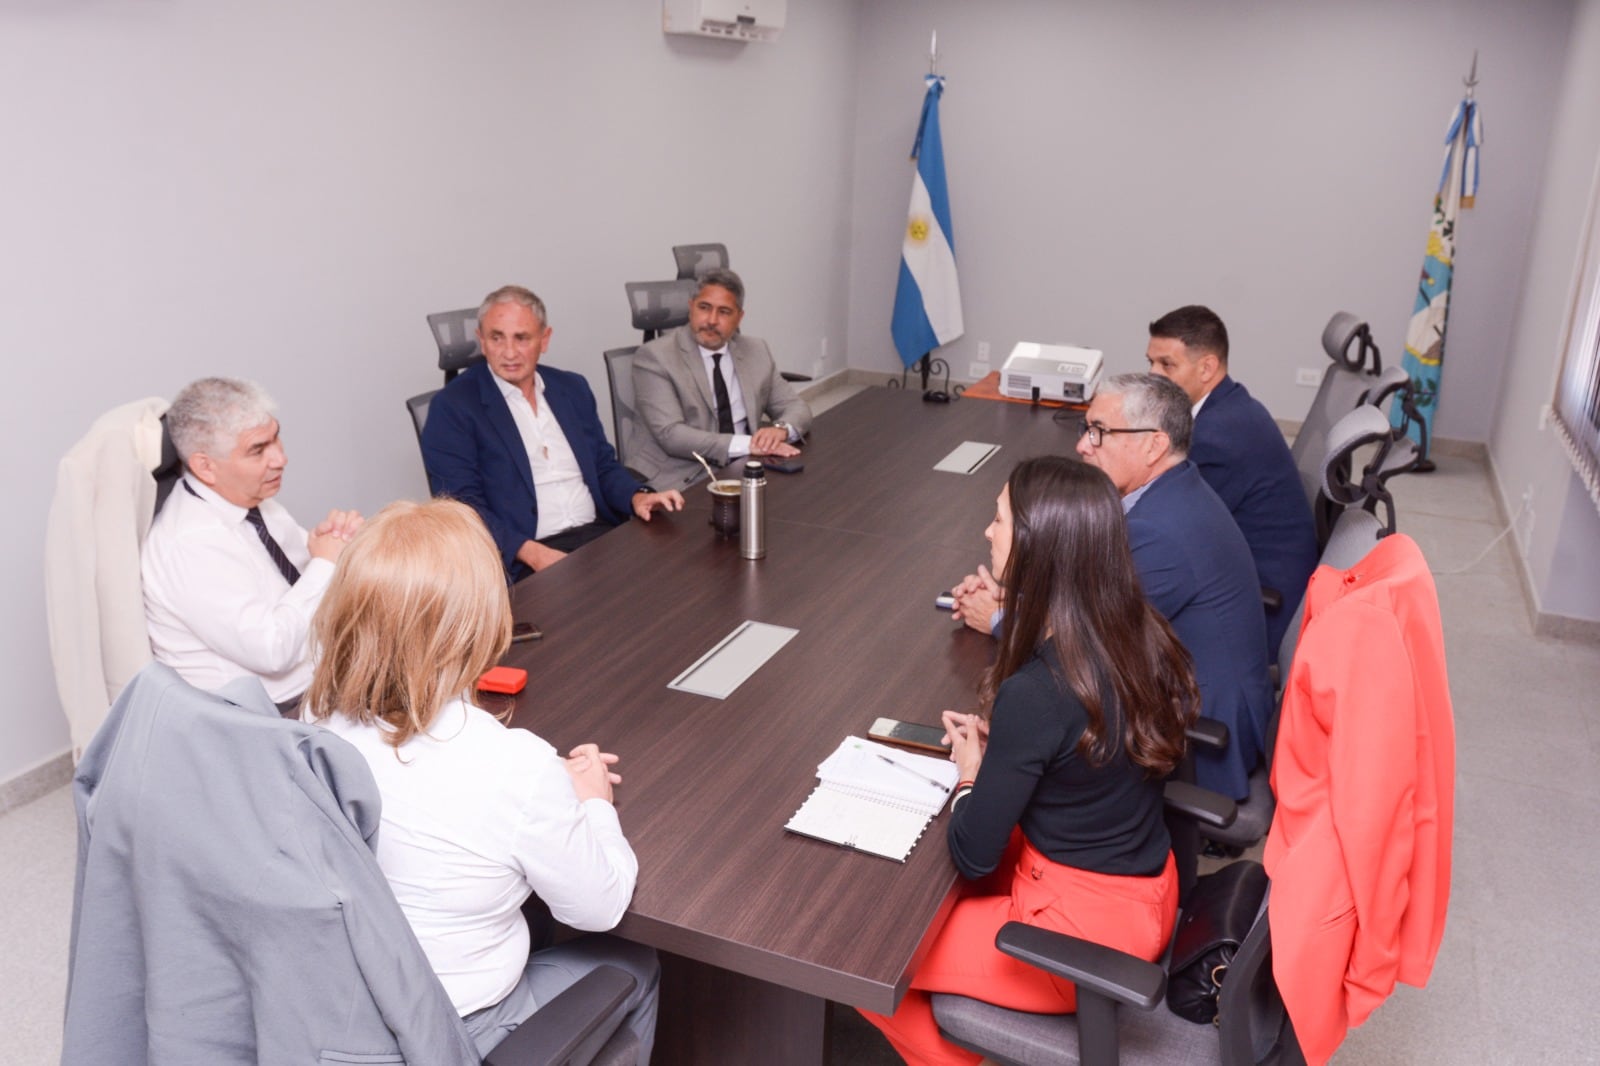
999, 343, 1104, 404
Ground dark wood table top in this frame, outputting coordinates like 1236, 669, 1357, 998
496, 387, 1083, 1013
753, 385, 1084, 549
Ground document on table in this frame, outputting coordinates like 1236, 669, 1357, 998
784, 737, 960, 862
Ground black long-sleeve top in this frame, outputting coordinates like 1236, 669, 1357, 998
947, 646, 1170, 880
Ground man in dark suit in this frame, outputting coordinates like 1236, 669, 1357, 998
421, 286, 683, 580
1077, 373, 1272, 800
631, 268, 813, 491
947, 373, 1272, 799
1146, 305, 1318, 663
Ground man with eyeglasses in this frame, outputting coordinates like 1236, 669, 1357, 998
951, 373, 1271, 801
1146, 305, 1317, 664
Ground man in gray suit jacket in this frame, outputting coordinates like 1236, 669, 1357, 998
631, 268, 813, 490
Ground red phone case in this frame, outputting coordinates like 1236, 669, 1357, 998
478, 666, 528, 694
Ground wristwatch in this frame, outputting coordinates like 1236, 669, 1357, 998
774, 421, 796, 438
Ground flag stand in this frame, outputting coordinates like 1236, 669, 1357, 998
892, 352, 956, 402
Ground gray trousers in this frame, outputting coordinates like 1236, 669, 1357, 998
463, 933, 660, 1064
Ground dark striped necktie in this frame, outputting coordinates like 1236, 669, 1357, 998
711, 351, 735, 435
182, 479, 302, 585
245, 507, 302, 586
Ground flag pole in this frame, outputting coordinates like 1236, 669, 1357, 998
891, 31, 963, 402
917, 30, 939, 397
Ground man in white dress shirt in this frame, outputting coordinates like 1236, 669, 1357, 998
141, 378, 362, 713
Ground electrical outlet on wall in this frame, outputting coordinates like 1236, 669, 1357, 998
1295, 368, 1322, 387
977, 341, 990, 361
969, 361, 991, 380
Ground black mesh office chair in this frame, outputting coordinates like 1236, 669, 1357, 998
428, 307, 487, 384
1360, 365, 1429, 480
624, 274, 812, 383
602, 346, 648, 481
408, 307, 491, 464
1289, 313, 1385, 533
671, 242, 730, 280
1317, 404, 1401, 540
624, 279, 699, 343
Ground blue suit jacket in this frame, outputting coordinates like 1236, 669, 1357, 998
1192, 376, 1319, 663
1128, 461, 1274, 800
421, 363, 641, 580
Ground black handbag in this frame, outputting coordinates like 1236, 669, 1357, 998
1165, 860, 1269, 1025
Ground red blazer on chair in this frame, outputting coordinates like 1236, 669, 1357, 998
1264, 533, 1454, 1065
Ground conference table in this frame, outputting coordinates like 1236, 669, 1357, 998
497, 386, 1085, 1063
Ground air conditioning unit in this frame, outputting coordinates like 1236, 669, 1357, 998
999, 343, 1105, 404
663, 0, 786, 43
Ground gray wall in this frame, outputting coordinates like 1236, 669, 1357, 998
0, 0, 862, 784
845, 0, 1572, 441
1489, 0, 1600, 624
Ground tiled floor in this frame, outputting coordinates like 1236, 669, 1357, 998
5, 386, 1595, 1064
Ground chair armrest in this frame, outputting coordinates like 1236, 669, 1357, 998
1260, 585, 1283, 613
779, 371, 813, 383
1185, 718, 1228, 751
1164, 779, 1238, 830
994, 922, 1166, 1010
483, 965, 637, 1066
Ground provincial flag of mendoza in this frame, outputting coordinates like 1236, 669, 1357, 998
892, 74, 964, 368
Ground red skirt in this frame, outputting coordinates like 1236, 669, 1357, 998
860, 833, 1178, 1066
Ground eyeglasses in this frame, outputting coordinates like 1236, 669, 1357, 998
1079, 421, 1159, 447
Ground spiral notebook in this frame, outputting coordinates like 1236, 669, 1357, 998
784, 737, 960, 862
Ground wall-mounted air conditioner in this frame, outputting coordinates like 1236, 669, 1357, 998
663, 0, 786, 44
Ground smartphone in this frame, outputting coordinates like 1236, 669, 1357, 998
935, 592, 956, 610
762, 457, 805, 474
512, 621, 543, 643
868, 717, 950, 755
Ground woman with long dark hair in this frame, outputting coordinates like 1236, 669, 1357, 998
861, 456, 1199, 1066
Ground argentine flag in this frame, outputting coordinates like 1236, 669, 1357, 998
892, 74, 963, 368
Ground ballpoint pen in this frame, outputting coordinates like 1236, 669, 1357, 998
874, 751, 948, 790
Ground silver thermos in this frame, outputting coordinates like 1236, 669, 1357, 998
739, 460, 767, 559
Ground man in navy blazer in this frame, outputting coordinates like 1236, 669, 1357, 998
948, 373, 1272, 799
1077, 374, 1272, 800
421, 286, 683, 581
1145, 306, 1317, 663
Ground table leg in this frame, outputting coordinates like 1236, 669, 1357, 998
652, 952, 829, 1065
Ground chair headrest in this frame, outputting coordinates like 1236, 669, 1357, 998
1322, 404, 1395, 505
1321, 312, 1382, 373
626, 279, 699, 332
425, 308, 485, 373
1361, 364, 1411, 407
1320, 507, 1388, 569
672, 243, 730, 281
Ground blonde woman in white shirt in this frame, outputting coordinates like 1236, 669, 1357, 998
306, 498, 658, 1061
